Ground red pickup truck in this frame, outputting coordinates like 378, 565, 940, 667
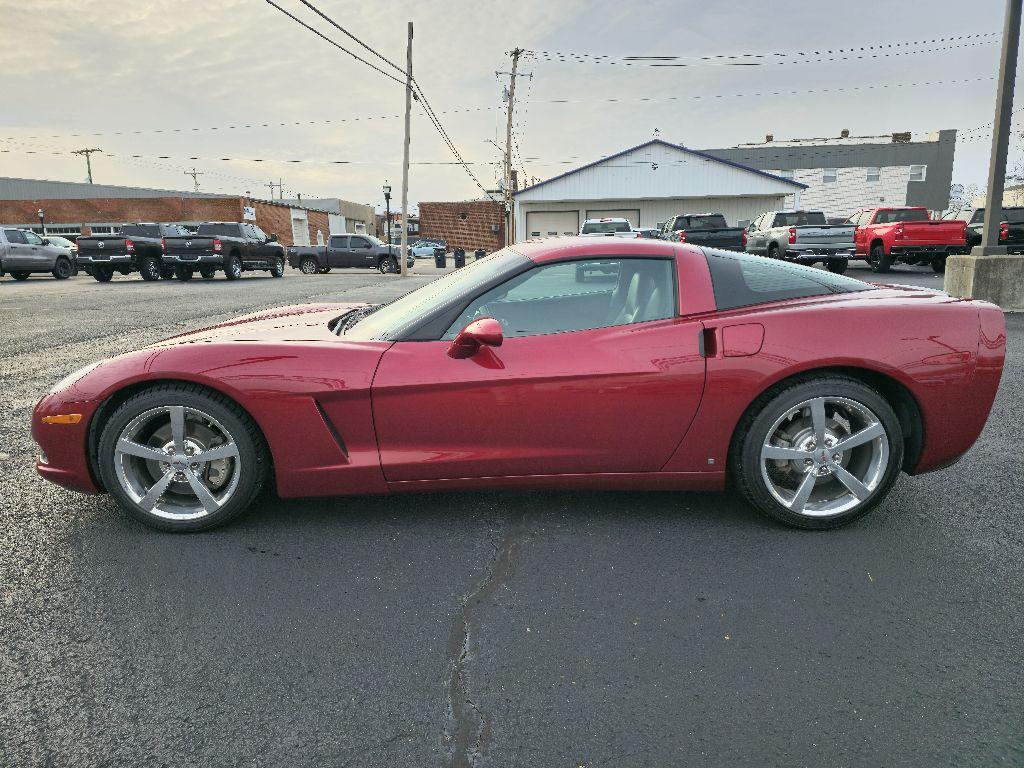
848, 206, 966, 274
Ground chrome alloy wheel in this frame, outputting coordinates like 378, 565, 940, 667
113, 405, 241, 520
760, 396, 889, 518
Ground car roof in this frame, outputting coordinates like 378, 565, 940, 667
511, 237, 686, 264
582, 217, 629, 223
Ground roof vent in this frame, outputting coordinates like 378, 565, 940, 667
765, 134, 774, 143
840, 129, 850, 138
892, 132, 912, 144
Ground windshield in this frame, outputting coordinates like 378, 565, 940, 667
581, 221, 631, 234
343, 248, 528, 341
683, 215, 728, 230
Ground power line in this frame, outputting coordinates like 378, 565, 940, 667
294, 0, 406, 76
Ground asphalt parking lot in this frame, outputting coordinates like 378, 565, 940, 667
1, 260, 1021, 767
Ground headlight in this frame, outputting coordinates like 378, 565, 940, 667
49, 361, 103, 394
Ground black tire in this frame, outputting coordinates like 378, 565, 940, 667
52, 257, 74, 280
97, 384, 269, 532
868, 243, 892, 273
270, 257, 285, 278
931, 255, 947, 274
139, 257, 162, 282
92, 266, 114, 283
319, 266, 332, 274
378, 256, 399, 274
174, 265, 194, 281
729, 375, 904, 530
224, 254, 242, 280
199, 267, 217, 279
11, 271, 30, 281
826, 258, 848, 274
300, 257, 320, 275
767, 244, 780, 260
160, 267, 175, 280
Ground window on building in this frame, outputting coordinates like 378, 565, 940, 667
866, 167, 881, 183
910, 165, 927, 182
823, 168, 839, 183
777, 169, 795, 180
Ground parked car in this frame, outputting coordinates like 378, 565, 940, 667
634, 227, 662, 239
42, 235, 79, 256
0, 227, 76, 280
944, 206, 1024, 254
162, 222, 285, 280
848, 207, 966, 273
408, 238, 446, 259
579, 218, 640, 237
745, 210, 855, 273
34, 240, 1004, 534
287, 233, 412, 274
661, 213, 744, 250
77, 223, 190, 282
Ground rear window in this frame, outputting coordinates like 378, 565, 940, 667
771, 212, 827, 227
196, 223, 241, 237
675, 215, 727, 230
873, 209, 929, 224
1005, 208, 1024, 223
703, 248, 874, 311
581, 220, 631, 234
121, 224, 160, 238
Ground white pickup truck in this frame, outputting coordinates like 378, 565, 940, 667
0, 227, 77, 281
745, 210, 856, 273
579, 218, 640, 238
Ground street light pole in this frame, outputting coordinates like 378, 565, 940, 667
37, 208, 45, 236
399, 21, 413, 277
383, 183, 392, 246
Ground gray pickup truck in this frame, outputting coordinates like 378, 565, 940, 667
287, 233, 411, 274
745, 210, 855, 273
0, 227, 76, 281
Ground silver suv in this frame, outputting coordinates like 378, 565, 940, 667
0, 227, 76, 280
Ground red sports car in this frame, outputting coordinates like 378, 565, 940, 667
33, 240, 1006, 532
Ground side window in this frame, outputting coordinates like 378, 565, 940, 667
329, 235, 348, 249
24, 231, 43, 245
251, 225, 268, 240
351, 237, 371, 249
4, 229, 27, 244
970, 209, 985, 224
443, 258, 676, 340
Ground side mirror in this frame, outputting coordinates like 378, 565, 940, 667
42, 238, 50, 245
448, 318, 503, 359
269, 233, 278, 242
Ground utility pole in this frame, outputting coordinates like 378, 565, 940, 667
498, 49, 528, 245
945, 0, 1024, 310
72, 148, 102, 184
184, 168, 203, 192
278, 177, 284, 200
265, 180, 281, 199
399, 21, 413, 277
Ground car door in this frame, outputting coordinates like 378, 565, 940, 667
22, 230, 51, 271
746, 214, 766, 253
326, 235, 348, 268
3, 229, 29, 269
371, 256, 707, 482
246, 225, 271, 264
347, 236, 377, 268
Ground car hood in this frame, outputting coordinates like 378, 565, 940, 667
146, 303, 368, 346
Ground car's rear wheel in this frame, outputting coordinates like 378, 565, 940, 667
730, 376, 903, 530
98, 385, 269, 532
826, 258, 848, 274
270, 256, 284, 278
868, 243, 892, 273
767, 244, 780, 260
931, 255, 947, 274
175, 265, 194, 281
10, 271, 30, 281
225, 255, 242, 280
52, 257, 74, 280
139, 257, 161, 282
199, 267, 216, 279
299, 257, 319, 275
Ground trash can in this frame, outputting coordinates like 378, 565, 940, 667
453, 248, 466, 268
433, 247, 446, 268
474, 249, 486, 260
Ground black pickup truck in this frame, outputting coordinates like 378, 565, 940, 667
161, 222, 286, 280
77, 223, 190, 282
661, 213, 745, 250
287, 233, 411, 274
949, 206, 1024, 253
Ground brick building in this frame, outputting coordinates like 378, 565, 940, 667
0, 177, 371, 247
418, 200, 505, 252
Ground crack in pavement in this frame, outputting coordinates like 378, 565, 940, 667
444, 510, 530, 768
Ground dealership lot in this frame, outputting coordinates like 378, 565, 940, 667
1, 263, 1021, 766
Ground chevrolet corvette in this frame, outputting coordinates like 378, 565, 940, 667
33, 239, 1006, 532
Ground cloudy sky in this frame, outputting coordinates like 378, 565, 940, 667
0, 0, 1015, 210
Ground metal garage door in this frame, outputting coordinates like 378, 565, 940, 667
525, 211, 579, 239
585, 208, 640, 227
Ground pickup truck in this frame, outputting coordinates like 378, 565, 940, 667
745, 210, 855, 273
0, 227, 76, 280
77, 223, 190, 282
161, 222, 286, 280
944, 206, 1024, 254
288, 233, 411, 274
848, 206, 966, 273
661, 213, 744, 250
579, 218, 640, 238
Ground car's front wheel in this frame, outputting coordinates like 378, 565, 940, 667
52, 257, 74, 280
97, 385, 269, 532
378, 256, 399, 273
300, 257, 319, 275
270, 257, 284, 278
730, 376, 903, 530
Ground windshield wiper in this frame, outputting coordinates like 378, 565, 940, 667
333, 305, 380, 336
